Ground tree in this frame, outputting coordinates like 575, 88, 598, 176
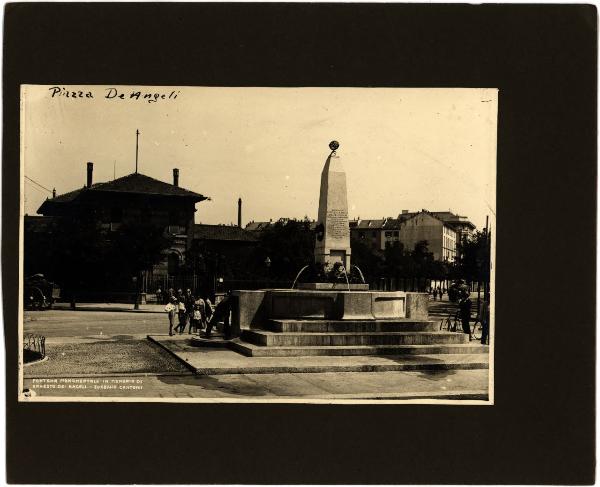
455, 230, 491, 286
351, 236, 384, 282
25, 216, 174, 306
25, 213, 111, 306
252, 219, 315, 280
107, 221, 174, 281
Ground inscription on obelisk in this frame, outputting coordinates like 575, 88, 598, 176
315, 141, 351, 269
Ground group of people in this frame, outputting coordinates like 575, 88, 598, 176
430, 287, 445, 300
163, 288, 235, 339
163, 288, 213, 337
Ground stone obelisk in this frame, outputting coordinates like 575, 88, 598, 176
315, 141, 351, 269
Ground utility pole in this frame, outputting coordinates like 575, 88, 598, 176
135, 129, 140, 173
484, 215, 490, 298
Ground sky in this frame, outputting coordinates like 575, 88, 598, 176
22, 85, 497, 229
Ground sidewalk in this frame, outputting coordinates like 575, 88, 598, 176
22, 369, 489, 401
52, 302, 164, 313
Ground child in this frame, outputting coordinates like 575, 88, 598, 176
164, 297, 178, 336
191, 301, 203, 334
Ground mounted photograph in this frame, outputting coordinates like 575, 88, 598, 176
19, 85, 496, 403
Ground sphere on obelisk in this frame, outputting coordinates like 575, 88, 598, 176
314, 141, 351, 269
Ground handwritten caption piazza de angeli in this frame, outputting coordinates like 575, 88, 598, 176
48, 86, 181, 103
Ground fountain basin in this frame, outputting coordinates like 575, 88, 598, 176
232, 288, 429, 335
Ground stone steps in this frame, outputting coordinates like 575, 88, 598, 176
242, 329, 468, 347
230, 341, 488, 357
267, 319, 438, 333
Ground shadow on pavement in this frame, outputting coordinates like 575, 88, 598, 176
156, 374, 270, 397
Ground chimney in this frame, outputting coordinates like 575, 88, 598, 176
401, 210, 409, 214
52, 188, 56, 198
173, 168, 179, 187
237, 198, 242, 228
86, 162, 93, 188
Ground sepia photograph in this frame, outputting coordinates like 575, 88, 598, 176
6, 3, 596, 484
20, 84, 496, 403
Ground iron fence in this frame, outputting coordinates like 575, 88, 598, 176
23, 333, 46, 359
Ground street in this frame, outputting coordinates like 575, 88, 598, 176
22, 305, 489, 401
24, 309, 167, 338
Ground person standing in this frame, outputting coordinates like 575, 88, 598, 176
165, 296, 178, 336
174, 299, 187, 334
183, 288, 195, 334
190, 301, 201, 333
194, 295, 206, 331
433, 288, 438, 300
458, 290, 472, 341
167, 287, 175, 303
480, 292, 490, 345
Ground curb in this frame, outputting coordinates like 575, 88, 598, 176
147, 335, 199, 374
23, 355, 49, 367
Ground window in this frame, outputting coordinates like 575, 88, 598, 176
393, 231, 399, 237
167, 252, 180, 274
169, 210, 180, 225
110, 207, 123, 223
385, 231, 392, 237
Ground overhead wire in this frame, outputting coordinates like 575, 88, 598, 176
24, 176, 53, 194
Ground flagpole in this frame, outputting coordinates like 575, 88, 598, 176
135, 129, 140, 173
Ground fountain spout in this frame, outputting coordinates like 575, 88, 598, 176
340, 266, 351, 292
351, 265, 366, 284
291, 265, 310, 289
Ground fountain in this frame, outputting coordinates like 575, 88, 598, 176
228, 141, 430, 338
185, 141, 485, 371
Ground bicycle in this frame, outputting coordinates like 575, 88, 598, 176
470, 317, 483, 341
440, 311, 460, 332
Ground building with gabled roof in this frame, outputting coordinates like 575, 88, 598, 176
38, 171, 207, 216
27, 162, 211, 297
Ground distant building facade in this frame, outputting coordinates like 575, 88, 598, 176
349, 209, 475, 262
247, 210, 474, 263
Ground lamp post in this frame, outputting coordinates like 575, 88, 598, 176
264, 256, 271, 287
132, 275, 139, 310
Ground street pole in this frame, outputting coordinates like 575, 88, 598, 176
133, 274, 140, 310
135, 129, 139, 173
